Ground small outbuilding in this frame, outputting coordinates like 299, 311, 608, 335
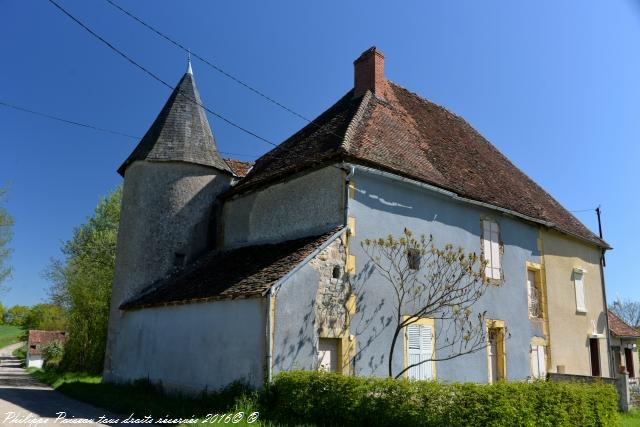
609, 311, 640, 381
26, 330, 66, 369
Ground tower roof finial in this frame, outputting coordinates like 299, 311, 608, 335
186, 49, 193, 75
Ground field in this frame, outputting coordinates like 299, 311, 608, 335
0, 324, 24, 349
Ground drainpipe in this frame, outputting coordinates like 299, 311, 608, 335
342, 164, 355, 226
266, 288, 274, 384
600, 249, 614, 377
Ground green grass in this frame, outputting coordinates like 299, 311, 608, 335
0, 324, 24, 349
621, 410, 640, 427
28, 369, 281, 426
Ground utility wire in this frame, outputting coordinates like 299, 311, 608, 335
47, 0, 276, 147
46, 0, 349, 172
103, 0, 312, 124
0, 100, 138, 139
0, 100, 258, 159
569, 208, 596, 213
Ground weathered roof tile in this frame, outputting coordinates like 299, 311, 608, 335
121, 228, 342, 309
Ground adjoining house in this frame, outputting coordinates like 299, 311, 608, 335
103, 47, 612, 394
609, 311, 640, 381
26, 330, 66, 369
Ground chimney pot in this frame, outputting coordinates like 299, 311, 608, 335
353, 46, 386, 98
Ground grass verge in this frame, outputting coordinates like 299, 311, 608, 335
621, 410, 640, 427
29, 369, 276, 426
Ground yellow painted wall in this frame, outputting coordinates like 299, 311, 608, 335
541, 230, 610, 377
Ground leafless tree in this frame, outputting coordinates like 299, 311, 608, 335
610, 298, 640, 329
361, 229, 498, 378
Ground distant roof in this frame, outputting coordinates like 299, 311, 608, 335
224, 158, 253, 178
226, 82, 608, 248
122, 228, 342, 310
608, 311, 640, 338
118, 72, 231, 176
27, 330, 66, 356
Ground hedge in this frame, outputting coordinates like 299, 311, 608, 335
265, 371, 619, 427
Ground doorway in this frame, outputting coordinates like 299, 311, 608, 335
487, 325, 505, 383
318, 338, 339, 372
625, 348, 635, 378
589, 338, 601, 377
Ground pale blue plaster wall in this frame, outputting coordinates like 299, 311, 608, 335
348, 168, 544, 382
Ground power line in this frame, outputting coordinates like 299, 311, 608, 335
47, 0, 276, 147
0, 100, 258, 159
46, 0, 351, 173
569, 208, 596, 213
103, 0, 312, 124
0, 100, 138, 139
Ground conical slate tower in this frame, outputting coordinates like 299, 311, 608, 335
118, 64, 231, 176
104, 64, 234, 381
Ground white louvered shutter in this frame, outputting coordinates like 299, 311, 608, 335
537, 346, 546, 378
407, 324, 433, 380
482, 220, 501, 280
530, 345, 539, 378
490, 222, 500, 279
574, 274, 586, 313
531, 345, 547, 379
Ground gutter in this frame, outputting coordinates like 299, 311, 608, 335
264, 227, 348, 384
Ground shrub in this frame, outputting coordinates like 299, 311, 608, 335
265, 371, 619, 427
41, 340, 65, 370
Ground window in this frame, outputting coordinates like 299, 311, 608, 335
407, 248, 421, 270
332, 265, 341, 279
482, 220, 501, 280
406, 321, 434, 380
530, 345, 546, 379
173, 252, 186, 268
318, 338, 339, 372
573, 269, 586, 313
527, 270, 542, 318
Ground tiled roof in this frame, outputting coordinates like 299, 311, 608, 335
121, 228, 342, 310
118, 72, 231, 176
226, 82, 608, 248
27, 330, 66, 356
608, 311, 640, 338
224, 158, 253, 178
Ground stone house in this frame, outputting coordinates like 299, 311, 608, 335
104, 47, 612, 393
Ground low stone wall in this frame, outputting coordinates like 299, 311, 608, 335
547, 372, 615, 385
548, 372, 631, 412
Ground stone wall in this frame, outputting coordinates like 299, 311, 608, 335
310, 238, 350, 337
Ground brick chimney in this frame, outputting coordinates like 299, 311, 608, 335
353, 46, 386, 98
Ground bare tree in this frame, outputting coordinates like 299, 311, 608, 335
610, 298, 640, 329
361, 229, 497, 379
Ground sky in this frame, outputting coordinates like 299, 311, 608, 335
0, 1, 638, 307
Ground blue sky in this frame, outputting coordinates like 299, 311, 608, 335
0, 1, 638, 306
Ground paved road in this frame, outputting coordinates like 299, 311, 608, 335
0, 342, 119, 426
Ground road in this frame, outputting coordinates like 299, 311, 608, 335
0, 342, 119, 426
